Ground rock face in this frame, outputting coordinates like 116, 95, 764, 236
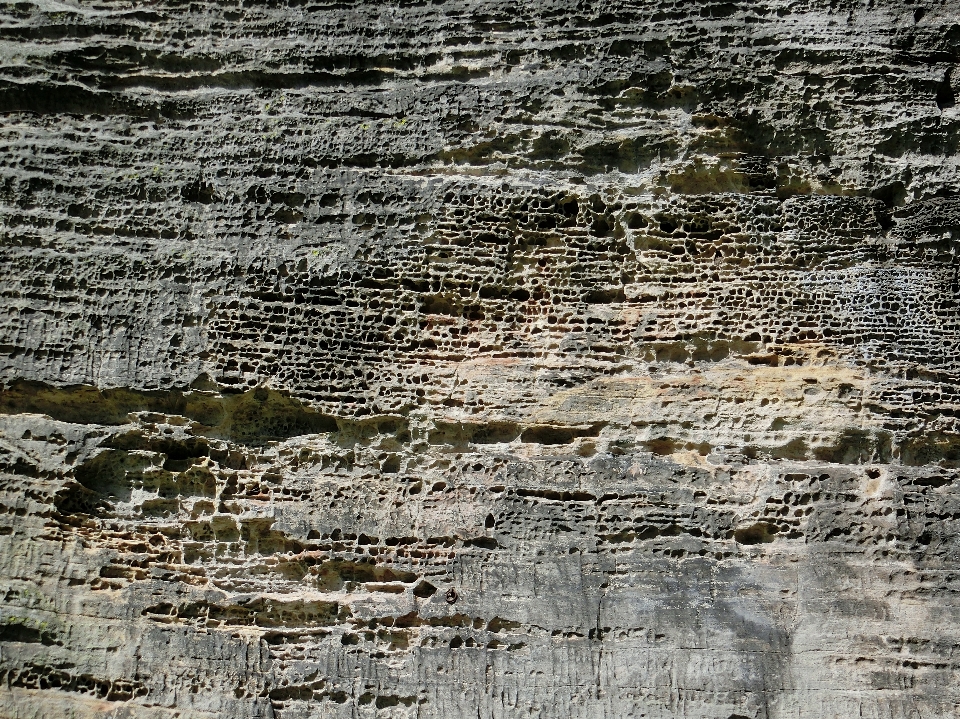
1, 1, 960, 717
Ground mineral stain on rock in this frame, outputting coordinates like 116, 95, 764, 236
1, 1, 960, 718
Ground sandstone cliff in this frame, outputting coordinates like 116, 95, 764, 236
1, 1, 960, 717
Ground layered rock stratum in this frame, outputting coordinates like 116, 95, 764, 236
1, 1, 960, 717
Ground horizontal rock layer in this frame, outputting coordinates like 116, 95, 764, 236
1, 1, 959, 718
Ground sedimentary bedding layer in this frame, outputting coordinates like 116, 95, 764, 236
1, 1, 960, 717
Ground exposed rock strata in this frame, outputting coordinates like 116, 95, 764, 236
1, 1, 960, 718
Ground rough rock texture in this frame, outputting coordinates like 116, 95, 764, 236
1, 1, 960, 717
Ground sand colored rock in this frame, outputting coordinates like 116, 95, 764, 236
1, 1, 960, 717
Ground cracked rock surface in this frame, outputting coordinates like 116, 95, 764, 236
1, 1, 960, 717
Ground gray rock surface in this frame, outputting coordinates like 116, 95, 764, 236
1, 1, 960, 717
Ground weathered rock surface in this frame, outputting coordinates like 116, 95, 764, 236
1, 1, 960, 717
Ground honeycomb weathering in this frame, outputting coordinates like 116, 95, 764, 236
1, 1, 960, 717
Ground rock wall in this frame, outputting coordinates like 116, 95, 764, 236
1, 1, 960, 717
